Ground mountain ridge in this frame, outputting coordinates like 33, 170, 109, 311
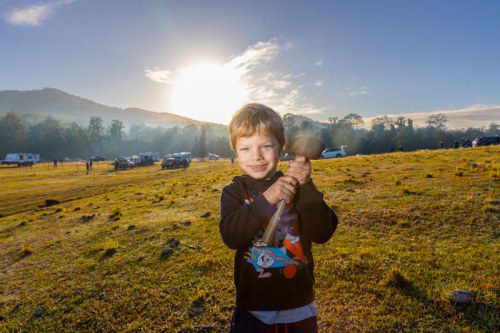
0, 88, 226, 130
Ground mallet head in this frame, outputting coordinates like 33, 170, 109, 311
286, 136, 325, 160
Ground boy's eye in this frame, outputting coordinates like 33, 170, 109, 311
239, 147, 249, 151
262, 145, 274, 150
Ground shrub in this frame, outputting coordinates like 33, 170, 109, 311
109, 208, 123, 221
45, 199, 60, 207
20, 245, 32, 256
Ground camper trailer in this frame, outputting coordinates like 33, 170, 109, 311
2, 153, 40, 166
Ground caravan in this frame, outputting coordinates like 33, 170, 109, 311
2, 153, 40, 166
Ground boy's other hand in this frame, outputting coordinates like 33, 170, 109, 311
263, 176, 299, 204
287, 156, 312, 185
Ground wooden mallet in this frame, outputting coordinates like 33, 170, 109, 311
260, 136, 325, 246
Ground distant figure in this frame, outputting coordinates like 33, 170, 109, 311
114, 160, 119, 171
399, 145, 404, 152
390, 147, 394, 152
439, 141, 443, 149
454, 140, 459, 149
86, 162, 90, 175
53, 159, 58, 169
89, 161, 93, 171
230, 157, 234, 166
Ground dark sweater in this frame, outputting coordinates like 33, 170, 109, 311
219, 170, 338, 310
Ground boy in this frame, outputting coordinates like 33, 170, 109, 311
219, 103, 338, 332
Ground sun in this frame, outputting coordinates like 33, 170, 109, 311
169, 62, 249, 124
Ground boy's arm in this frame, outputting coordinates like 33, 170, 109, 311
219, 183, 274, 249
295, 179, 338, 243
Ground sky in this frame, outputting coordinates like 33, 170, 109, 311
1, 0, 499, 126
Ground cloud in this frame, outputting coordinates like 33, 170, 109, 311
145, 38, 324, 117
337, 86, 369, 97
314, 80, 324, 87
226, 38, 282, 74
362, 104, 500, 129
144, 69, 173, 84
4, 0, 74, 27
315, 60, 324, 66
225, 38, 323, 116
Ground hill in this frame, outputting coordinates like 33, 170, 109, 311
0, 146, 498, 331
0, 88, 226, 131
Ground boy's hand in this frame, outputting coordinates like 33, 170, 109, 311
263, 176, 299, 204
287, 156, 312, 185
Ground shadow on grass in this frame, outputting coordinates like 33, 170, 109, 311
386, 269, 498, 331
99, 248, 116, 260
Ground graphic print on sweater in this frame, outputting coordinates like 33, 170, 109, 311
243, 189, 308, 279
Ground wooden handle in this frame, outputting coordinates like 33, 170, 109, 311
261, 200, 286, 246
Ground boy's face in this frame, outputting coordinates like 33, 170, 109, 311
235, 132, 280, 180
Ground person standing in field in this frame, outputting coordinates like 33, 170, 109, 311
219, 103, 338, 332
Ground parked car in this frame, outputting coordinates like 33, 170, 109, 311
321, 146, 347, 159
162, 152, 191, 169
207, 153, 219, 160
472, 136, 499, 147
90, 155, 106, 162
114, 157, 134, 170
1, 153, 40, 166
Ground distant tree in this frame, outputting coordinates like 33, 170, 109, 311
88, 116, 103, 153
0, 111, 27, 154
109, 120, 124, 144
194, 124, 209, 157
207, 136, 232, 156
426, 113, 448, 130
486, 123, 499, 136
342, 113, 364, 129
300, 120, 314, 133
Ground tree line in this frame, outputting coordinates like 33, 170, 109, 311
0, 110, 497, 161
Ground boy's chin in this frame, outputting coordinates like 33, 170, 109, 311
247, 169, 276, 180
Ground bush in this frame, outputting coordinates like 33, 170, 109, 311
109, 208, 122, 221
45, 199, 60, 207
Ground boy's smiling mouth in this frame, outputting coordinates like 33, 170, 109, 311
249, 164, 268, 171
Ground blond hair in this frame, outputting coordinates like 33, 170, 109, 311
228, 103, 285, 153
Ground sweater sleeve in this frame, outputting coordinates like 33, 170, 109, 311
219, 182, 275, 249
295, 179, 338, 244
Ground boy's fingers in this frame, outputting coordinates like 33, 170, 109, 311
280, 176, 298, 187
279, 188, 294, 202
283, 182, 297, 194
294, 156, 306, 163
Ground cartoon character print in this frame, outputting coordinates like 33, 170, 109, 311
243, 190, 307, 279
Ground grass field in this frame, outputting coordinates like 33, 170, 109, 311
0, 147, 498, 332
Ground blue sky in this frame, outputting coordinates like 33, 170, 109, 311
1, 0, 499, 126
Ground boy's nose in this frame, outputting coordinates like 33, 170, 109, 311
250, 149, 263, 160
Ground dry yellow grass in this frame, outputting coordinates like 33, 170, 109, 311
0, 147, 498, 332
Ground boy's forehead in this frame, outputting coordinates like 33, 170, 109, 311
236, 132, 277, 145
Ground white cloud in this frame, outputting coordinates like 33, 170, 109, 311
144, 69, 173, 84
225, 38, 323, 116
362, 104, 500, 129
337, 86, 369, 97
314, 80, 324, 87
315, 60, 324, 66
4, 0, 75, 27
226, 38, 282, 74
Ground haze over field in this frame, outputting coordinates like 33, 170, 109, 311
1, 1, 499, 127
